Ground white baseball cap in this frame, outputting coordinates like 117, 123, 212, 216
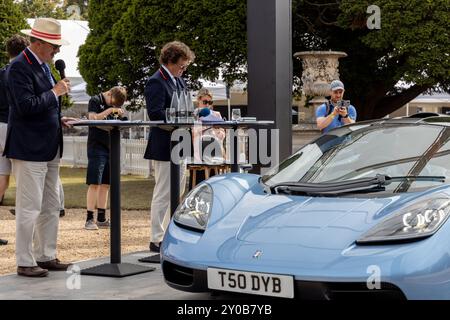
330, 80, 345, 91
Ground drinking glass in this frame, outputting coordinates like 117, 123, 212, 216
231, 108, 241, 121
178, 90, 187, 122
186, 90, 195, 123
165, 108, 176, 123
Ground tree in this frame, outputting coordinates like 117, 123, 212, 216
79, 0, 246, 109
62, 0, 89, 20
79, 0, 449, 119
0, 0, 28, 66
292, 0, 450, 119
78, 0, 133, 103
19, 0, 68, 19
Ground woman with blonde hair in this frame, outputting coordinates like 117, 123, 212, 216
189, 88, 227, 188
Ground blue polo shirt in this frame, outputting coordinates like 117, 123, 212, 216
316, 102, 357, 133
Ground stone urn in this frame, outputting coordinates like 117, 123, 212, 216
293, 51, 347, 109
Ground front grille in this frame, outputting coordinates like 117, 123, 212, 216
162, 261, 407, 299
162, 261, 194, 286
295, 281, 406, 300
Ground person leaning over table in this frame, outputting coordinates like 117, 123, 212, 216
316, 80, 357, 133
4, 18, 77, 277
144, 41, 195, 253
84, 86, 127, 230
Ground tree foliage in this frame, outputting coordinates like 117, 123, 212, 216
79, 0, 246, 109
0, 0, 28, 66
79, 0, 449, 118
292, 0, 450, 119
78, 0, 133, 103
18, 0, 89, 20
62, 0, 89, 20
19, 0, 67, 19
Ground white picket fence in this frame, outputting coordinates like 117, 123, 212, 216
61, 136, 151, 176
61, 130, 254, 177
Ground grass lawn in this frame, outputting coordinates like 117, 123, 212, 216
2, 166, 155, 210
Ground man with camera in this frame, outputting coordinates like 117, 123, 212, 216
316, 80, 357, 133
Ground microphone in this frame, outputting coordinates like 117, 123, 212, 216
55, 59, 66, 79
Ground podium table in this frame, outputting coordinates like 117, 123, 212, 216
72, 120, 162, 277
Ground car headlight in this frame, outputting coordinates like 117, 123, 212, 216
357, 196, 450, 244
173, 183, 213, 232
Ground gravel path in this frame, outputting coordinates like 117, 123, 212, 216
0, 206, 150, 275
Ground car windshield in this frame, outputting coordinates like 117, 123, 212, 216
262, 123, 450, 193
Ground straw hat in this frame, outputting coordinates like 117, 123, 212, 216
21, 18, 69, 46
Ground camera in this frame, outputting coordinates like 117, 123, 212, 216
106, 113, 128, 121
338, 100, 350, 108
336, 100, 350, 112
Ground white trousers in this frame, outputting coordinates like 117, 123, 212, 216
12, 154, 61, 267
150, 160, 186, 243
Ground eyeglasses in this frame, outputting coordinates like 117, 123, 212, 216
177, 63, 189, 70
201, 100, 213, 105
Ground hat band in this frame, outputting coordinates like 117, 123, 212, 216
31, 29, 61, 40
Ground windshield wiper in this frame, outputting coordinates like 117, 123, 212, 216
385, 175, 445, 183
271, 175, 387, 196
270, 175, 446, 196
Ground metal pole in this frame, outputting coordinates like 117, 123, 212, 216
226, 85, 231, 120
247, 0, 292, 165
170, 137, 180, 216
110, 128, 121, 263
231, 124, 239, 172
129, 112, 132, 138
143, 112, 147, 139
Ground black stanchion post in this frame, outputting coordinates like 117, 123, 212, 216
170, 137, 180, 217
110, 127, 121, 263
231, 124, 239, 172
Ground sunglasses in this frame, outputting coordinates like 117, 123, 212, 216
40, 40, 61, 50
201, 100, 213, 105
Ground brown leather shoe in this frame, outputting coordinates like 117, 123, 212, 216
37, 258, 72, 271
17, 266, 49, 277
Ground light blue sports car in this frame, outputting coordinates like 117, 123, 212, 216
161, 115, 450, 300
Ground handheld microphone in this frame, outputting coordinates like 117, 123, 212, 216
55, 59, 66, 79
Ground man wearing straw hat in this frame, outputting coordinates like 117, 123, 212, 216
5, 18, 75, 277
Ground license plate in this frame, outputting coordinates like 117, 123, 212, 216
207, 267, 294, 298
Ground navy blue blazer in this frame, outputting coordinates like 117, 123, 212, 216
4, 48, 62, 161
144, 66, 186, 161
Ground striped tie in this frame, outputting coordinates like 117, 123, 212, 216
175, 78, 182, 92
42, 63, 55, 86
